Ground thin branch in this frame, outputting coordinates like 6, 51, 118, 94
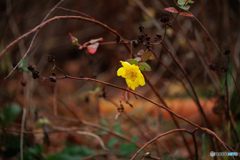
20, 108, 26, 160
56, 6, 92, 18
56, 116, 142, 149
54, 126, 108, 150
131, 129, 197, 160
4, 0, 65, 79
161, 43, 212, 129
0, 15, 125, 59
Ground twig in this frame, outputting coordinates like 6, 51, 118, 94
0, 15, 125, 59
56, 6, 92, 18
56, 116, 142, 149
4, 0, 64, 79
131, 128, 197, 160
161, 43, 212, 129
20, 108, 26, 160
185, 9, 240, 100
54, 126, 108, 150
142, 73, 193, 158
224, 64, 240, 143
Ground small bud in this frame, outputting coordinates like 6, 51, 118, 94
32, 71, 40, 79
137, 35, 144, 43
145, 34, 150, 41
28, 65, 35, 72
47, 54, 55, 63
146, 42, 151, 49
69, 33, 78, 46
49, 73, 57, 82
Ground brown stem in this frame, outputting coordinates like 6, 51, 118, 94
143, 74, 193, 158
0, 15, 126, 58
131, 128, 235, 160
151, 50, 194, 99
161, 43, 212, 129
224, 66, 240, 143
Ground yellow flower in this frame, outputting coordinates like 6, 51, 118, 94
117, 61, 145, 90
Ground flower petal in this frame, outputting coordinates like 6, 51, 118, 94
117, 61, 146, 90
138, 73, 145, 86
126, 78, 137, 90
120, 61, 131, 68
117, 67, 125, 77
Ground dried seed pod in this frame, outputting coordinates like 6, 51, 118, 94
209, 63, 216, 71
160, 16, 169, 23
139, 25, 144, 33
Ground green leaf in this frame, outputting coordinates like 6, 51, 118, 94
139, 62, 151, 71
114, 122, 123, 134
132, 135, 138, 142
178, 0, 187, 6
180, 5, 190, 10
45, 145, 94, 160
141, 51, 152, 62
107, 138, 118, 148
0, 103, 21, 127
18, 144, 44, 160
120, 143, 137, 155
188, 0, 194, 3
127, 59, 138, 65
18, 58, 28, 69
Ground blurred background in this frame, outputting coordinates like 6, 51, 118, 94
0, 0, 240, 159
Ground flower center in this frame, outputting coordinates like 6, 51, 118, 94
126, 68, 137, 82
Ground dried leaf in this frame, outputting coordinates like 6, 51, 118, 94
137, 49, 145, 56
179, 12, 194, 17
141, 51, 152, 62
164, 7, 178, 13
87, 42, 99, 54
